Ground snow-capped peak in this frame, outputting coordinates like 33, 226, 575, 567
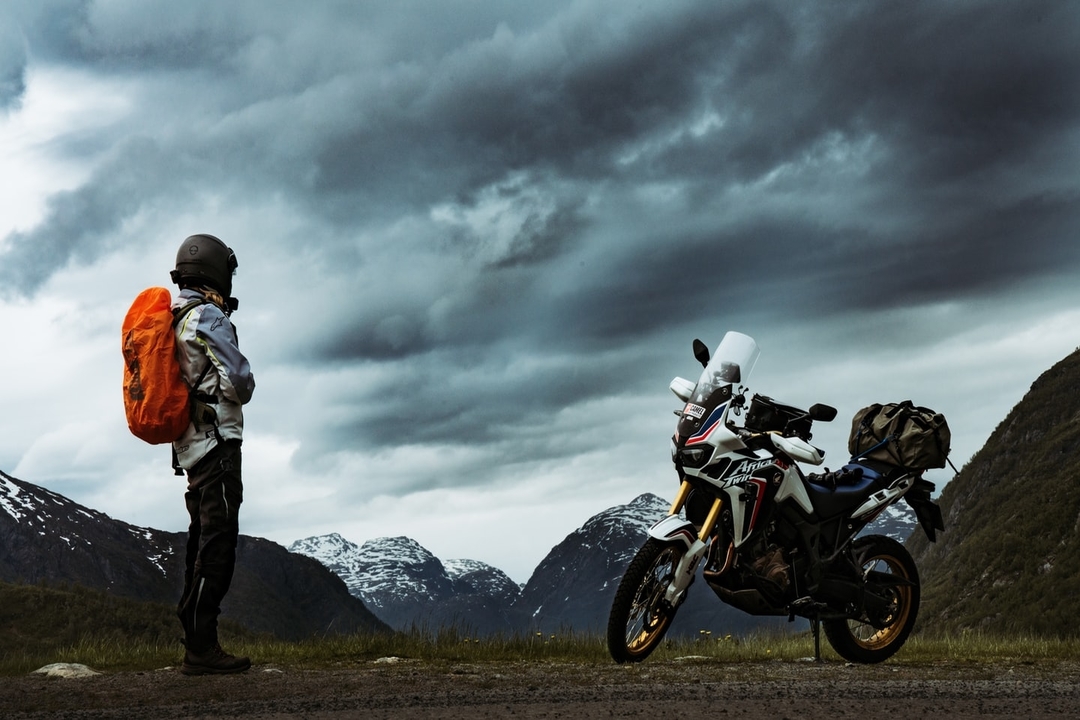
578, 492, 670, 536
0, 472, 35, 522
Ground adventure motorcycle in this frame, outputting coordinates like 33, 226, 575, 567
607, 332, 945, 664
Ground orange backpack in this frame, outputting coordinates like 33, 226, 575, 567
122, 287, 206, 444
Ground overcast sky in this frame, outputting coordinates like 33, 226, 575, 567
2, 0, 1078, 583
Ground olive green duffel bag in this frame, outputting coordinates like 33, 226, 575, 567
848, 400, 951, 470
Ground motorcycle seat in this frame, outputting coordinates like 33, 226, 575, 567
804, 462, 892, 518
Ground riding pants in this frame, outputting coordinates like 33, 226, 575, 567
177, 440, 243, 653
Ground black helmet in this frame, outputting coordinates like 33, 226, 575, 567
170, 233, 238, 301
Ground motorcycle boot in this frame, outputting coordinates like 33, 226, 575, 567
753, 547, 792, 592
180, 642, 251, 676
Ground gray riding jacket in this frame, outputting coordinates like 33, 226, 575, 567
171, 288, 255, 470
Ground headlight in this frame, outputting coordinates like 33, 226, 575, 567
678, 446, 712, 468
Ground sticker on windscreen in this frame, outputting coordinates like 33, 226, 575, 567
683, 403, 706, 419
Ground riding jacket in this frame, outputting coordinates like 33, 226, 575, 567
171, 288, 255, 470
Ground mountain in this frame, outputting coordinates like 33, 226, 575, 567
444, 557, 521, 604
516, 493, 669, 633
908, 348, 1080, 636
862, 501, 918, 543
295, 494, 800, 638
441, 558, 522, 633
0, 472, 179, 601
0, 470, 389, 641
289, 534, 519, 633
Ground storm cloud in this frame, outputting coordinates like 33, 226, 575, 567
1, 0, 1078, 579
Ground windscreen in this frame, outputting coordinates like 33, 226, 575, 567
676, 332, 760, 444
690, 331, 760, 404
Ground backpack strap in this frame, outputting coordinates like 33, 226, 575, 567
169, 298, 224, 475
171, 298, 208, 327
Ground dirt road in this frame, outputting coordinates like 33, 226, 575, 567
3, 657, 1078, 719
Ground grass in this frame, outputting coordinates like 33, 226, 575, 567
0, 580, 266, 675
901, 631, 1080, 663
5, 583, 1078, 675
4, 627, 1079, 676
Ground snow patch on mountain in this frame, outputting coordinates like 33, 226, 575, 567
1, 470, 173, 575
0, 473, 34, 521
442, 558, 485, 578
289, 532, 360, 567
583, 493, 670, 529
445, 558, 521, 598
289, 534, 452, 609
861, 500, 919, 542
573, 492, 669, 566
879, 502, 917, 526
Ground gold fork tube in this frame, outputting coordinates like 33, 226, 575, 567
667, 480, 692, 515
698, 497, 724, 541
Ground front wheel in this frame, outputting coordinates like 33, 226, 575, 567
823, 535, 920, 664
607, 538, 685, 663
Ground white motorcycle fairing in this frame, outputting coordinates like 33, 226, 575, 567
850, 473, 916, 521
646, 515, 710, 607
774, 466, 815, 516
647, 515, 698, 548
769, 433, 826, 465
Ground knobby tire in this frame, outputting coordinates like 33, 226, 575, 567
607, 538, 684, 663
822, 534, 920, 664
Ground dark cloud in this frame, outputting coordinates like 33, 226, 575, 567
4, 0, 1079, 478
607, 1, 1080, 195
812, 3, 1080, 184
487, 198, 584, 269
295, 340, 665, 466
306, 2, 791, 208
12, 0, 252, 70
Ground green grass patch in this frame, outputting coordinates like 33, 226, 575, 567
5, 581, 1079, 676
0, 581, 263, 675
901, 631, 1080, 663
6, 626, 1079, 676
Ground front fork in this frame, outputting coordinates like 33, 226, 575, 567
651, 480, 724, 607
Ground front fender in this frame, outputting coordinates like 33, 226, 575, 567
646, 515, 709, 607
647, 515, 698, 550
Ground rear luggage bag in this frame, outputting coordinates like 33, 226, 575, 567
848, 400, 951, 470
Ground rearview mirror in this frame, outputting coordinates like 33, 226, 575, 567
692, 338, 710, 368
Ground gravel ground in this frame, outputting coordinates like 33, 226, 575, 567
3, 658, 1079, 719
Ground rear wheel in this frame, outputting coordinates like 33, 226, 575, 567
607, 539, 685, 663
823, 535, 920, 664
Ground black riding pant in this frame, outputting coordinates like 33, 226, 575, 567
177, 440, 243, 653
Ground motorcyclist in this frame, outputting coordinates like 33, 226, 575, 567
170, 233, 256, 675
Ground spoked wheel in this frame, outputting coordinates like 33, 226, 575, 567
823, 535, 920, 664
607, 539, 685, 663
